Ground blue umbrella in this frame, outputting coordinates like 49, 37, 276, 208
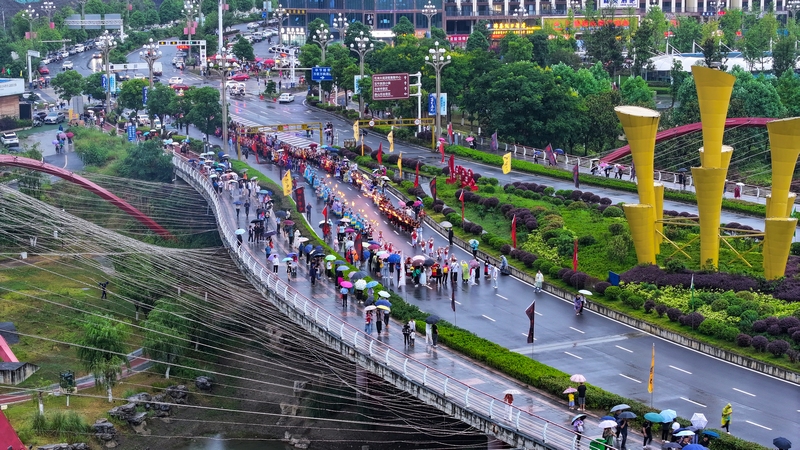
362, 250, 370, 260
340, 288, 349, 294
334, 260, 346, 265
644, 412, 663, 423
375, 299, 391, 308
387, 254, 401, 263
304, 244, 313, 252
701, 431, 720, 439
315, 245, 324, 252
286, 252, 297, 257
217, 151, 225, 159
215, 167, 224, 172
555, 148, 565, 154
259, 189, 270, 194
681, 445, 707, 450
366, 281, 379, 288
368, 240, 380, 245
599, 416, 615, 421
337, 265, 349, 271
233, 200, 243, 205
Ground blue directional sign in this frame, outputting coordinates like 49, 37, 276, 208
127, 125, 136, 142
311, 66, 333, 82
262, 11, 267, 18
142, 86, 148, 104
428, 93, 436, 115
101, 74, 107, 88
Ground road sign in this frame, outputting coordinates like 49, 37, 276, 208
311, 66, 333, 82
127, 125, 136, 142
372, 73, 409, 101
428, 93, 447, 115
262, 11, 267, 18
142, 86, 148, 104
109, 63, 149, 71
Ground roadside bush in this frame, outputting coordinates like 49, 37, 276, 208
603, 286, 621, 300
710, 299, 730, 312
666, 307, 682, 322
442, 207, 456, 216
602, 206, 624, 218
570, 272, 588, 289
752, 320, 768, 333
578, 235, 596, 246
500, 244, 512, 255
594, 281, 611, 295
751, 335, 769, 352
608, 223, 626, 236
779, 317, 800, 333
767, 324, 783, 336
606, 234, 631, 263
736, 333, 752, 347
766, 339, 790, 357
543, 187, 555, 196
792, 331, 800, 344
623, 295, 645, 310
680, 312, 706, 328
698, 318, 723, 336
655, 304, 668, 317
643, 299, 655, 313
568, 201, 589, 210
549, 265, 563, 278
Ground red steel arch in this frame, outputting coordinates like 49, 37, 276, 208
1, 155, 173, 239
600, 117, 772, 164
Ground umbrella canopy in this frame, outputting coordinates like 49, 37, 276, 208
570, 374, 586, 383
674, 430, 695, 437
578, 289, 593, 296
469, 259, 480, 268
281, 257, 293, 262
368, 244, 381, 250
339, 218, 351, 223
425, 315, 440, 324
325, 255, 337, 261
337, 265, 350, 271
286, 253, 297, 258
378, 291, 391, 298
773, 437, 792, 449
364, 305, 377, 311
677, 167, 689, 173
275, 210, 288, 218
283, 220, 295, 226
465, 136, 474, 142
440, 221, 453, 228
690, 413, 708, 429
610, 404, 631, 412
423, 258, 435, 267
502, 388, 522, 395
411, 259, 424, 267
304, 244, 313, 253
366, 281, 379, 288
469, 239, 479, 246
376, 305, 391, 312
563, 387, 578, 394
250, 218, 264, 223
659, 409, 677, 422
661, 444, 681, 449
340, 281, 353, 288
335, 260, 347, 265
319, 220, 333, 225
411, 255, 426, 261
349, 271, 367, 280
599, 416, 615, 421
681, 445, 708, 450
598, 420, 618, 429
378, 253, 390, 259
571, 413, 587, 423
297, 237, 309, 243
375, 299, 392, 308
340, 288, 349, 294
387, 254, 401, 263
354, 279, 367, 290
364, 298, 374, 306
235, 228, 246, 235
264, 230, 277, 237
618, 411, 636, 419
701, 431, 719, 439
644, 412, 664, 423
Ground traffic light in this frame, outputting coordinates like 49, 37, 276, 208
60, 370, 75, 389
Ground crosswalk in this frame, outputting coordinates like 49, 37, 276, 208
230, 114, 261, 128
277, 132, 316, 148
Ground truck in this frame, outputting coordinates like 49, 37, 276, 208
153, 62, 163, 76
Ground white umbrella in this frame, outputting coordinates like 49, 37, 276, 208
578, 289, 593, 296
440, 221, 453, 228
364, 305, 377, 311
378, 291, 391, 298
411, 255, 426, 261
570, 374, 586, 383
354, 279, 367, 290
235, 228, 246, 235
598, 420, 618, 429
674, 430, 695, 437
502, 388, 522, 395
690, 413, 708, 429
297, 237, 309, 243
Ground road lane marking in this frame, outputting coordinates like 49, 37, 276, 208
745, 420, 772, 430
454, 301, 461, 305
535, 311, 542, 316
407, 241, 413, 246
733, 388, 755, 397
669, 365, 692, 375
680, 397, 706, 407
482, 314, 496, 322
564, 352, 582, 359
619, 374, 642, 383
569, 327, 585, 334
383, 220, 388, 224
393, 230, 399, 235
496, 294, 508, 300
615, 345, 633, 353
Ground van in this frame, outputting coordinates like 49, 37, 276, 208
268, 45, 294, 55
153, 62, 163, 76
75, 44, 85, 53
136, 114, 150, 126
153, 117, 162, 130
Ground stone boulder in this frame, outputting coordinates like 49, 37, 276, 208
151, 393, 173, 417
91, 419, 118, 448
165, 384, 188, 404
195, 376, 213, 391
128, 412, 150, 435
127, 392, 152, 406
107, 402, 137, 421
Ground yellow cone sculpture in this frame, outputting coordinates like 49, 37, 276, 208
615, 106, 661, 264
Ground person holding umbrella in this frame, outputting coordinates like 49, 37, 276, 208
571, 414, 585, 444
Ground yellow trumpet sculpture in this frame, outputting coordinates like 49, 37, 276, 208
766, 117, 800, 219
763, 218, 797, 280
615, 106, 661, 263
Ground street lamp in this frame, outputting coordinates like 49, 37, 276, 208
349, 31, 374, 118
41, 1, 56, 27
332, 12, 349, 41
513, 6, 529, 30
183, 0, 198, 58
97, 31, 117, 116
139, 38, 162, 89
213, 50, 233, 158
312, 26, 334, 103
422, 0, 439, 37
787, 0, 799, 17
275, 4, 288, 46
649, 0, 658, 9
424, 40, 450, 143
21, 5, 38, 39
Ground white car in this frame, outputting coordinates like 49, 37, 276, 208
62, 60, 74, 70
168, 76, 183, 85
60, 50, 69, 58
278, 93, 295, 103
133, 73, 145, 80
1, 132, 19, 145
247, 22, 259, 30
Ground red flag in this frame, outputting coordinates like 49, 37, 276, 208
377, 143, 383, 164
573, 239, 579, 271
448, 154, 455, 180
322, 205, 328, 222
511, 215, 517, 248
414, 161, 420, 188
459, 189, 465, 224
525, 301, 536, 344
447, 122, 453, 144
429, 177, 438, 201
439, 140, 445, 162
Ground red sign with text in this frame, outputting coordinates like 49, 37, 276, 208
372, 73, 409, 101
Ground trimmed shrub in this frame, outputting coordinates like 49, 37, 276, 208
442, 207, 456, 216
766, 339, 790, 357
792, 330, 800, 344
751, 335, 769, 352
567, 201, 589, 210
594, 281, 611, 295
578, 235, 596, 246
549, 265, 562, 278
736, 333, 752, 347
752, 320, 768, 333
570, 272, 589, 289
543, 187, 555, 196
710, 299, 729, 312
500, 244, 512, 255
608, 223, 626, 236
644, 300, 655, 313
655, 304, 668, 317
623, 295, 645, 310
603, 286, 621, 300
602, 206, 625, 217
433, 204, 444, 213
521, 253, 537, 267
779, 317, 800, 333
680, 312, 706, 328
666, 307, 683, 322
767, 324, 783, 336
560, 269, 576, 283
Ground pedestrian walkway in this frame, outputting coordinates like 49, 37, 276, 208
230, 114, 262, 128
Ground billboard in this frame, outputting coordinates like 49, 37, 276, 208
0, 78, 25, 97
372, 73, 409, 101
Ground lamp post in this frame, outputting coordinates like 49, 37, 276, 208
312, 26, 334, 103
275, 4, 288, 45
333, 12, 349, 41
140, 39, 162, 89
349, 31, 373, 118
789, 0, 800, 18
648, 0, 658, 10
97, 31, 116, 116
424, 40, 450, 142
214, 50, 232, 157
422, 0, 438, 37
183, 0, 198, 58
513, 6, 528, 31
41, 1, 55, 28
21, 5, 38, 39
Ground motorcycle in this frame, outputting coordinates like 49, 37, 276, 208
32, 118, 43, 127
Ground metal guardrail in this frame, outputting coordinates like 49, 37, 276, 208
173, 156, 607, 450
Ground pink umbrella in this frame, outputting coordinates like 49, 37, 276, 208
340, 281, 353, 288
368, 244, 381, 250
465, 136, 475, 142
346, 228, 355, 233
439, 137, 446, 142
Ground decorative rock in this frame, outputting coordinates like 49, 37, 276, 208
292, 380, 308, 396
107, 402, 137, 421
293, 437, 310, 449
283, 431, 292, 441
195, 376, 213, 391
280, 402, 298, 416
127, 392, 152, 405
165, 384, 188, 404
91, 419, 118, 448
128, 412, 148, 426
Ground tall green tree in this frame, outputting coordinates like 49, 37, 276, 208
83, 72, 107, 102
741, 15, 778, 71
146, 84, 177, 124
185, 86, 223, 140
391, 16, 416, 42
117, 78, 149, 112
76, 315, 129, 402
119, 139, 174, 182
620, 76, 656, 108
770, 34, 797, 76
51, 70, 85, 102
466, 30, 490, 52
159, 0, 183, 23
671, 16, 702, 53
776, 69, 800, 117
582, 89, 622, 155
143, 300, 190, 379
584, 22, 624, 75
504, 36, 533, 63
630, 18, 657, 75
343, 21, 372, 48
231, 36, 255, 62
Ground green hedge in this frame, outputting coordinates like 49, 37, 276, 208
443, 145, 768, 217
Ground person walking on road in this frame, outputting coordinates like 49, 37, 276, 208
534, 270, 544, 292
492, 263, 499, 288
306, 204, 312, 222
576, 382, 586, 411
448, 227, 453, 246
375, 309, 383, 334
618, 418, 628, 450
431, 323, 438, 347
721, 403, 733, 434
425, 322, 432, 346
98, 281, 109, 299
641, 420, 653, 448
244, 200, 251, 219
364, 311, 373, 334
402, 322, 411, 346
572, 417, 584, 445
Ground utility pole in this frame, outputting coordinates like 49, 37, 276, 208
183, 0, 198, 60
216, 49, 232, 158
97, 31, 117, 116
140, 38, 162, 89
218, 0, 228, 54
312, 25, 334, 103
21, 5, 38, 40
424, 41, 450, 142
41, 1, 56, 28
275, 4, 287, 46
349, 31, 373, 118
410, 72, 422, 133
422, 0, 438, 38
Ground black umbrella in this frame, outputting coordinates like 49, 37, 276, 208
251, 219, 264, 223
774, 437, 792, 450
405, 200, 414, 207
677, 168, 688, 173
425, 315, 440, 324
364, 298, 374, 306
275, 210, 288, 218
423, 258, 435, 267
349, 271, 367, 280
264, 230, 277, 237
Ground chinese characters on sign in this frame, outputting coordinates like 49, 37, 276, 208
372, 73, 409, 101
311, 66, 332, 82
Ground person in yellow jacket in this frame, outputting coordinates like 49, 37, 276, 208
721, 403, 733, 434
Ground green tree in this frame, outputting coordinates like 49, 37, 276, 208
620, 76, 655, 108
504, 36, 533, 63
699, 20, 727, 70
431, 27, 447, 42
741, 15, 777, 71
719, 9, 744, 48
529, 30, 550, 67
119, 139, 174, 182
776, 69, 800, 117
76, 315, 129, 402
671, 16, 702, 53
185, 86, 222, 140
582, 89, 622, 155
343, 21, 372, 48
117, 78, 149, 113
145, 83, 177, 124
143, 300, 190, 379
169, 91, 193, 134
51, 70, 85, 102
584, 22, 624, 75
771, 34, 797, 76
83, 72, 107, 102
669, 59, 688, 108
729, 67, 787, 118
144, 9, 160, 25
129, 10, 146, 29
392, 16, 416, 42
231, 36, 255, 62
643, 7, 669, 50
158, 0, 183, 24
630, 18, 656, 74
466, 30, 490, 52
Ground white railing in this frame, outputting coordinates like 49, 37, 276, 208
173, 156, 603, 450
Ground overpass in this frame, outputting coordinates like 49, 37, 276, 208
172, 156, 598, 450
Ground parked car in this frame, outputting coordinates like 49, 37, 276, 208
175, 61, 186, 70
4, 142, 22, 153
60, 50, 69, 58
62, 61, 74, 70
37, 65, 50, 75
228, 73, 250, 81
136, 114, 150, 126
278, 93, 295, 103
34, 111, 48, 121
133, 73, 146, 80
44, 112, 66, 124
0, 132, 19, 145
246, 22, 259, 30
75, 44, 85, 53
